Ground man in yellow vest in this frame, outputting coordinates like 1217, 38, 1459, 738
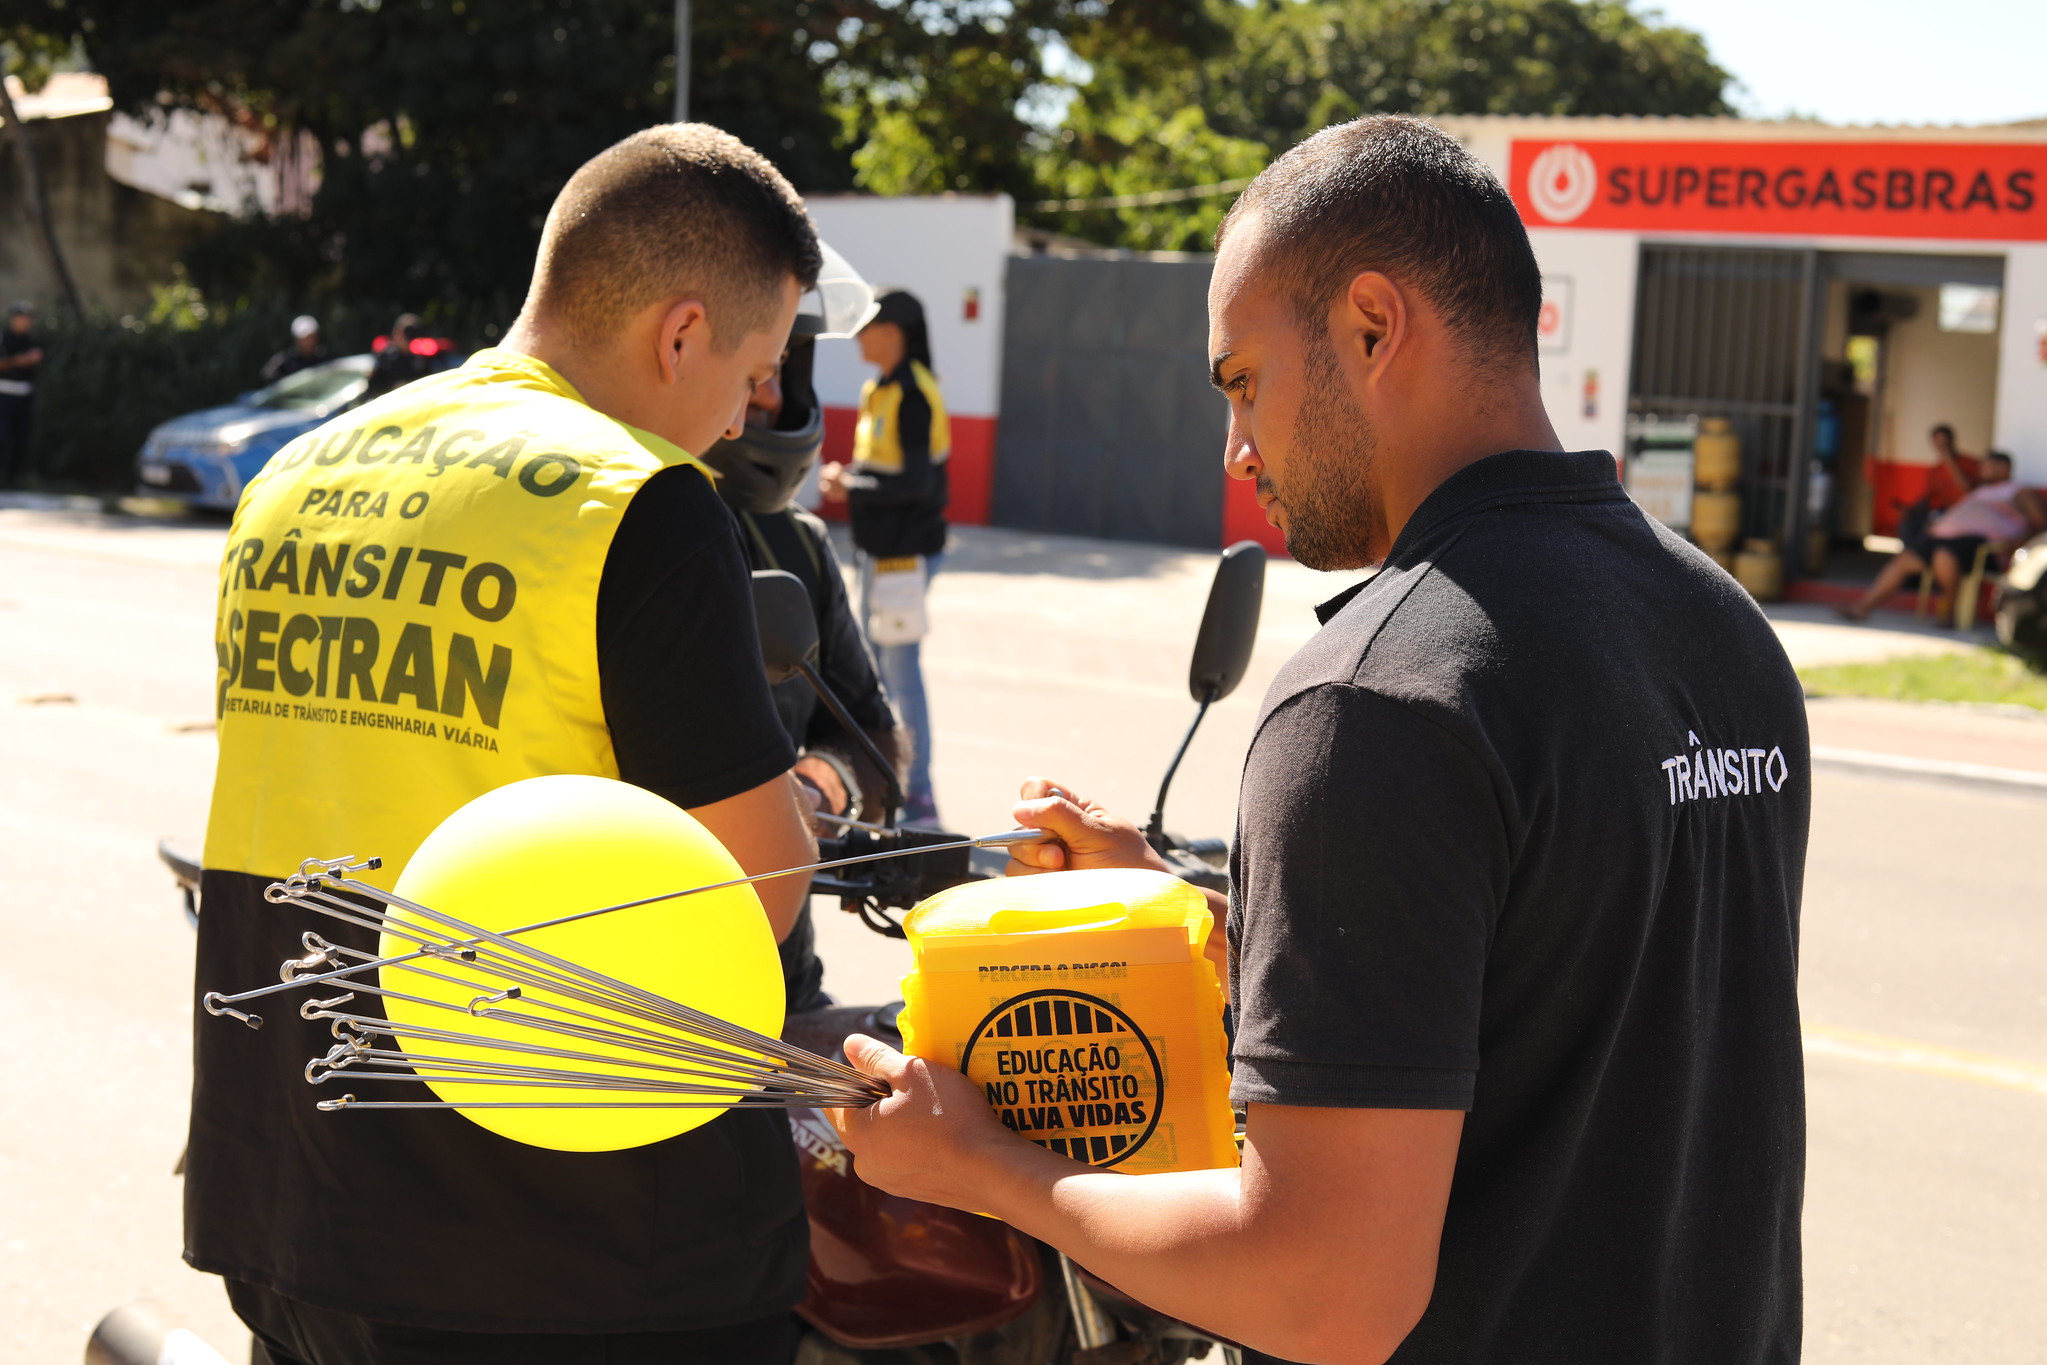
188, 125, 825, 1363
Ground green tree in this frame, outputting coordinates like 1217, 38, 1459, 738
826, 1, 1226, 200
4, 0, 1732, 292
1028, 0, 1733, 250
2, 0, 1217, 313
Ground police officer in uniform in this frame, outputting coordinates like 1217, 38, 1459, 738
699, 264, 905, 1016
0, 301, 45, 487
190, 125, 829, 1364
260, 315, 328, 385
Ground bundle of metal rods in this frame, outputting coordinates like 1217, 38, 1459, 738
205, 853, 899, 1112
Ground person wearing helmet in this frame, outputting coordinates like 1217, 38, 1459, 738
260, 315, 327, 384
700, 270, 905, 1015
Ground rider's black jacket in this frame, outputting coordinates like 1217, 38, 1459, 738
733, 505, 900, 1014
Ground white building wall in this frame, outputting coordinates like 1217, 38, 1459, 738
1527, 227, 1639, 457
1449, 125, 1641, 456
801, 194, 1014, 418
1993, 244, 2047, 481
1873, 283, 2000, 464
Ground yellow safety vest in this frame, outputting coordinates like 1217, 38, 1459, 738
852, 360, 950, 474
204, 348, 713, 888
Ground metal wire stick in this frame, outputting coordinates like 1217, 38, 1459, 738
213, 828, 1044, 1016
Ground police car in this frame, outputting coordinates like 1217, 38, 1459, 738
136, 355, 376, 511
136, 339, 461, 510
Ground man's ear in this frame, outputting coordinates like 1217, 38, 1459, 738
1337, 271, 1408, 375
654, 298, 713, 385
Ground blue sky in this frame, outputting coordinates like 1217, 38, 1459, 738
1647, 0, 2047, 126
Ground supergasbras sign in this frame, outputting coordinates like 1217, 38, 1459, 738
1511, 139, 2046, 241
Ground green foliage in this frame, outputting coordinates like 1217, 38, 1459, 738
20, 301, 298, 495
1023, 0, 1734, 247
18, 289, 491, 495
826, 1, 1225, 201
1799, 649, 2047, 712
0, 25, 80, 90
3, 0, 1733, 300
7, 0, 867, 314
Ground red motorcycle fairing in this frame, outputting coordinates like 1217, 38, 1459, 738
784, 1005, 1042, 1350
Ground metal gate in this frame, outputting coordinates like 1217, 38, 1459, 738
992, 255, 1226, 548
1627, 245, 1821, 563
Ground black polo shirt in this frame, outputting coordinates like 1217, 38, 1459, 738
1228, 450, 1808, 1364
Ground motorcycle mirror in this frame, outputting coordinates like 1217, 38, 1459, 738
752, 570, 819, 684
1186, 541, 1266, 704
1146, 541, 1268, 849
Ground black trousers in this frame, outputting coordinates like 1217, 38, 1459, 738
0, 393, 31, 486
227, 1279, 801, 1365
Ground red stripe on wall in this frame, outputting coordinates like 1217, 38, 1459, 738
1221, 469, 1288, 556
817, 405, 994, 526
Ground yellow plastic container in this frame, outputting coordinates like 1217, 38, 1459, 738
899, 868, 1238, 1175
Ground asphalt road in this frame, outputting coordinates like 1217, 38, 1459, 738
1, 505, 2041, 1362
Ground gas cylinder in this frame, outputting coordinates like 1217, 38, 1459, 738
1734, 537, 1784, 601
1692, 490, 1743, 552
898, 868, 1238, 1176
1694, 418, 1742, 491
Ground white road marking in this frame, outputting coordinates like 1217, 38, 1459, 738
1811, 745, 2047, 795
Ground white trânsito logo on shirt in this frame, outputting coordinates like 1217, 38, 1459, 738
1659, 730, 1790, 806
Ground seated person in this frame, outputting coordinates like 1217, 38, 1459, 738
1891, 424, 1980, 556
1842, 451, 2045, 621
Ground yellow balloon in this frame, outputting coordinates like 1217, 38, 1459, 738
381, 774, 783, 1151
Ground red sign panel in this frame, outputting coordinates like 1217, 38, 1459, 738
1509, 139, 2047, 241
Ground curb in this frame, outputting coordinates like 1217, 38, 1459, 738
1811, 744, 2047, 797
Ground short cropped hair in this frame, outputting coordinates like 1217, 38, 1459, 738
1219, 116, 1541, 370
1931, 423, 1956, 442
525, 124, 821, 353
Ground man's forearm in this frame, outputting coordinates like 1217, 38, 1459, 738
976, 1150, 1255, 1339
966, 1141, 1420, 1365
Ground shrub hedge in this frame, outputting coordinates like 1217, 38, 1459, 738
19, 286, 506, 496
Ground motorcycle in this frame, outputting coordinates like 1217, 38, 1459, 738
158, 542, 1268, 1365
753, 543, 1265, 1365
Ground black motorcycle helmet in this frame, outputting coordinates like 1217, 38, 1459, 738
701, 315, 824, 514
701, 241, 877, 514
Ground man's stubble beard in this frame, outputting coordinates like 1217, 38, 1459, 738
1262, 331, 1380, 571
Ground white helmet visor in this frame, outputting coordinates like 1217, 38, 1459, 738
807, 240, 879, 339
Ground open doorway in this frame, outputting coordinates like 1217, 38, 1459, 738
1815, 260, 2004, 556
1624, 245, 2006, 595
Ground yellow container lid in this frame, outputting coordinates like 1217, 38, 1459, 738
904, 867, 1213, 957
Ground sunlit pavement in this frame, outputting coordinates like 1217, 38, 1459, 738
2, 508, 2041, 1361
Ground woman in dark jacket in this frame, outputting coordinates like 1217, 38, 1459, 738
822, 289, 949, 824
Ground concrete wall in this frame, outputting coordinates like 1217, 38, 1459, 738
1993, 244, 2047, 478
1872, 283, 2000, 464
801, 194, 1014, 524
0, 109, 220, 312
1526, 227, 1639, 456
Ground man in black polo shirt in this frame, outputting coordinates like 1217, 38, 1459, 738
831, 115, 1808, 1365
